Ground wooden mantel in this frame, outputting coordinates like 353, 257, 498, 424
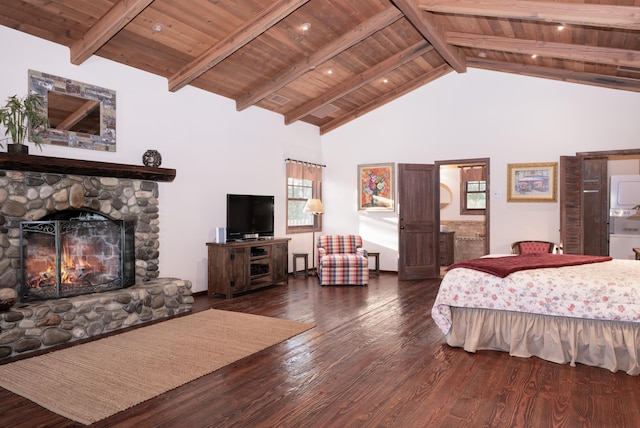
0, 153, 176, 182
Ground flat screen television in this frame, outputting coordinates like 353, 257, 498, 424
226, 194, 275, 241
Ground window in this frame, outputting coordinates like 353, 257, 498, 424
287, 177, 313, 227
460, 166, 486, 215
465, 180, 486, 209
286, 160, 323, 234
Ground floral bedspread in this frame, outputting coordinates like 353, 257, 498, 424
431, 259, 640, 335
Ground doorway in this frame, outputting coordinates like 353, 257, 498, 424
436, 158, 490, 265
396, 159, 490, 281
561, 150, 640, 256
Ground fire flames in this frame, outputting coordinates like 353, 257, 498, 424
59, 245, 96, 284
26, 245, 97, 289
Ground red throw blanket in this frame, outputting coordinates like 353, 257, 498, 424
446, 253, 613, 278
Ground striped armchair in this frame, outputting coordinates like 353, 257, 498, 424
317, 235, 369, 286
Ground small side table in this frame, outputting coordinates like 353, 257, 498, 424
292, 253, 309, 278
634, 248, 640, 260
367, 252, 380, 276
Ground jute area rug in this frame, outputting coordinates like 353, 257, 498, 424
0, 309, 314, 425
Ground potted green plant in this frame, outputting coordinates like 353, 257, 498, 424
0, 94, 50, 154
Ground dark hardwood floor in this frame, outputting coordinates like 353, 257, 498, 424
2, 272, 640, 427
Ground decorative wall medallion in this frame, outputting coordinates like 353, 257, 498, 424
142, 149, 162, 167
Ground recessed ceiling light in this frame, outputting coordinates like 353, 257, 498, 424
301, 22, 311, 32
531, 54, 538, 59
151, 23, 164, 33
326, 68, 333, 75
382, 78, 389, 84
478, 51, 487, 58
556, 24, 565, 31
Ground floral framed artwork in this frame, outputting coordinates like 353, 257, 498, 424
507, 162, 558, 202
358, 163, 395, 211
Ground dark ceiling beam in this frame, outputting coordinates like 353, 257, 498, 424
285, 41, 434, 125
168, 0, 309, 92
468, 57, 640, 93
447, 32, 640, 68
70, 0, 155, 65
56, 100, 101, 131
391, 0, 466, 73
320, 63, 452, 135
418, 0, 640, 31
235, 7, 403, 111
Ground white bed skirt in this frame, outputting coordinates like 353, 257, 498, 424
447, 307, 640, 375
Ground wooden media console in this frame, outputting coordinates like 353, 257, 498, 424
206, 238, 290, 298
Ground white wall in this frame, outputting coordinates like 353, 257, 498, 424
321, 68, 640, 270
4, 24, 640, 285
439, 166, 460, 220
609, 159, 640, 176
0, 26, 321, 293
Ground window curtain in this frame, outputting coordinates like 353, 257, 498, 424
460, 165, 486, 182
286, 160, 323, 195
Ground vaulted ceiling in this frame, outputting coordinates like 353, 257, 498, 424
1, 0, 639, 134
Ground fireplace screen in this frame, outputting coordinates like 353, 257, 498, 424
20, 212, 135, 301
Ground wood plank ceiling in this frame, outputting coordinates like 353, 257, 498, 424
1, 0, 639, 134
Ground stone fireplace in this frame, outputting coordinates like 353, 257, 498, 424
0, 171, 160, 292
20, 210, 136, 301
0, 154, 193, 362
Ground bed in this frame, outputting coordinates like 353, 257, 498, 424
432, 253, 640, 375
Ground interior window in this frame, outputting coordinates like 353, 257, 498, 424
286, 160, 323, 234
287, 177, 314, 228
465, 181, 486, 209
460, 166, 486, 215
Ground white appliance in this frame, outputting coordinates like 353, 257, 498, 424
609, 175, 640, 259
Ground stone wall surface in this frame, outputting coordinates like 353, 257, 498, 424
0, 170, 161, 297
440, 219, 486, 237
454, 236, 486, 262
440, 220, 487, 262
0, 278, 193, 362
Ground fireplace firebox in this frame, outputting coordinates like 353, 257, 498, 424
19, 210, 135, 301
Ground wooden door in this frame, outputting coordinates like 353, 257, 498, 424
398, 163, 439, 280
583, 157, 608, 255
560, 156, 583, 254
560, 156, 608, 255
231, 247, 250, 293
271, 241, 288, 283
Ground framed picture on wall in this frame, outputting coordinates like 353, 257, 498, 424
507, 162, 558, 202
358, 163, 395, 211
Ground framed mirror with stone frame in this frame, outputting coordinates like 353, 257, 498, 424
28, 70, 116, 151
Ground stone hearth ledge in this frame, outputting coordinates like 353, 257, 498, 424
0, 278, 193, 363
